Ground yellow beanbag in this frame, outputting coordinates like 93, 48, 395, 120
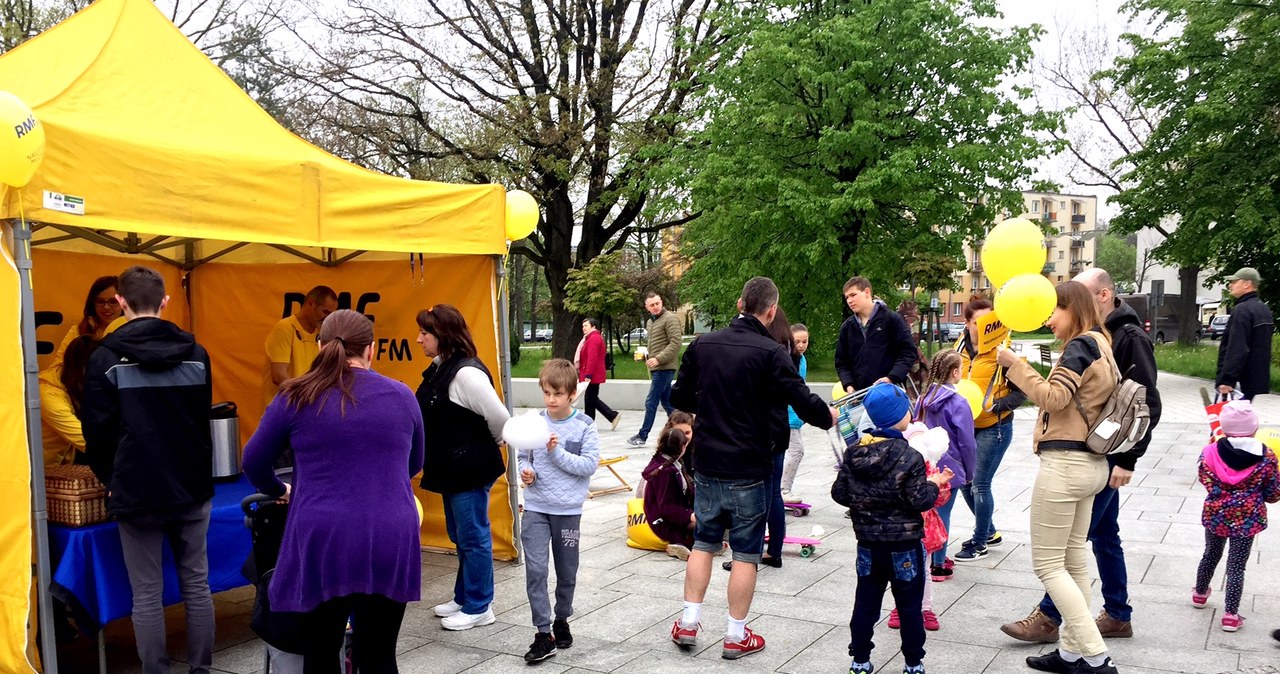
625, 497, 667, 551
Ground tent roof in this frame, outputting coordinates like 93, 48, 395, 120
0, 0, 506, 256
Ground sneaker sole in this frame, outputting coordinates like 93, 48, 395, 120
673, 635, 698, 647
443, 614, 496, 631
1222, 624, 1241, 632
721, 645, 765, 659
524, 648, 558, 662
1191, 601, 1208, 609
952, 553, 988, 562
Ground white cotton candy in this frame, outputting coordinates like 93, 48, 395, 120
908, 426, 949, 467
502, 410, 551, 450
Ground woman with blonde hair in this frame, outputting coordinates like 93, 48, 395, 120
995, 281, 1120, 674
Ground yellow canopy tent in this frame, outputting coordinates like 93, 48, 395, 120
0, 0, 522, 670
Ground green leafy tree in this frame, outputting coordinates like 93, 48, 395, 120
675, 0, 1056, 358
563, 253, 635, 328
1111, 0, 1280, 334
1095, 233, 1138, 292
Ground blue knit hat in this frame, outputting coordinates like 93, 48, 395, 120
863, 382, 911, 430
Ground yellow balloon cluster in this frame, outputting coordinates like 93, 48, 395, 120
981, 218, 1046, 288
0, 92, 44, 188
505, 190, 539, 241
954, 379, 984, 419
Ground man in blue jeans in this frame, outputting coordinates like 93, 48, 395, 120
1002, 269, 1162, 647
668, 277, 835, 659
627, 292, 682, 447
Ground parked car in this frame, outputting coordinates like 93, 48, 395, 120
1207, 314, 1230, 340
939, 323, 966, 342
522, 329, 532, 341
535, 328, 553, 342
625, 327, 648, 342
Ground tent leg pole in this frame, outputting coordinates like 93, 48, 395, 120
496, 255, 520, 564
14, 220, 58, 673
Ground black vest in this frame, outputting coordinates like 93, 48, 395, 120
416, 356, 506, 494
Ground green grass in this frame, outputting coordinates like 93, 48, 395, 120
1154, 342, 1280, 391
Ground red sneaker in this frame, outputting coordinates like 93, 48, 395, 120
943, 557, 955, 570
887, 608, 900, 629
722, 627, 766, 659
671, 620, 700, 646
923, 610, 940, 631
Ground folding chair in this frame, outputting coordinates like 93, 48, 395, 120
588, 455, 632, 498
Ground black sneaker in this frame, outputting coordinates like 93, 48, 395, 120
626, 435, 646, 447
929, 565, 953, 582
552, 618, 573, 649
524, 632, 557, 663
1071, 657, 1118, 674
987, 531, 1003, 547
953, 540, 988, 562
1026, 651, 1073, 674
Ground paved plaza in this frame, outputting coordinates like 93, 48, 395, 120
59, 372, 1280, 673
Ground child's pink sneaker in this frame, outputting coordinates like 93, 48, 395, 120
923, 610, 940, 631
887, 608, 900, 629
1222, 613, 1244, 632
943, 557, 955, 570
1191, 588, 1210, 608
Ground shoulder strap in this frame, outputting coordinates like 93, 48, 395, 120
1068, 332, 1122, 428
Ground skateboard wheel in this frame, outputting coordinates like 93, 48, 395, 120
800, 545, 815, 558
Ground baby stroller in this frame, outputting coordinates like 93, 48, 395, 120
827, 386, 873, 465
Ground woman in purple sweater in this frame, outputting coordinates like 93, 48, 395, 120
244, 310, 425, 673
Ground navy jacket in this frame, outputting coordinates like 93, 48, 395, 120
835, 301, 918, 391
1217, 292, 1275, 398
671, 314, 833, 481
82, 317, 214, 518
831, 432, 939, 543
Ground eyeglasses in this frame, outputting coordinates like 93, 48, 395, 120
94, 298, 120, 308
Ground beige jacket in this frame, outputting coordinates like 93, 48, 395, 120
1005, 331, 1118, 452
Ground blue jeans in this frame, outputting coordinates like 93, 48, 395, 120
636, 369, 675, 440
960, 416, 1012, 544
443, 484, 495, 614
850, 541, 926, 666
691, 473, 768, 563
766, 452, 786, 558
1039, 480, 1131, 623
930, 490, 957, 567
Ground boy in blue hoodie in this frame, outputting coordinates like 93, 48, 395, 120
518, 359, 601, 663
833, 383, 952, 674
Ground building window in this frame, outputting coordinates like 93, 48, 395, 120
1031, 201, 1040, 213
1059, 201, 1066, 210
1072, 202, 1080, 215
1059, 250, 1064, 259
952, 302, 962, 317
1057, 276, 1063, 282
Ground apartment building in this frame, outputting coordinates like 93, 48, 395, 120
934, 192, 1099, 324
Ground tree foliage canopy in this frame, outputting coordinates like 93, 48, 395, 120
1112, 0, 1280, 306
674, 0, 1056, 357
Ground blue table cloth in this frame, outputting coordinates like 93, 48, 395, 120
48, 475, 258, 632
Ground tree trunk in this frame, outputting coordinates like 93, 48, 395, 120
1178, 265, 1201, 345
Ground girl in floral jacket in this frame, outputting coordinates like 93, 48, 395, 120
1193, 400, 1280, 632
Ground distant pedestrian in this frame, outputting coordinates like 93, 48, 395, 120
835, 276, 917, 393
1216, 267, 1274, 401
780, 323, 811, 502
576, 318, 621, 430
628, 292, 683, 446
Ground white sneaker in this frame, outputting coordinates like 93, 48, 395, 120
666, 543, 691, 560
433, 600, 463, 618
610, 413, 622, 431
781, 490, 804, 504
441, 607, 496, 631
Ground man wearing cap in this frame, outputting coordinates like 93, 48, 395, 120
1217, 267, 1274, 401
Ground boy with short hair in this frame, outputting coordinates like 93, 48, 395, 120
832, 383, 952, 674
518, 358, 601, 662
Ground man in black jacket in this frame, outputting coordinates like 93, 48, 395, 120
835, 276, 918, 394
82, 266, 214, 674
1217, 267, 1274, 401
1003, 268, 1163, 647
668, 276, 834, 660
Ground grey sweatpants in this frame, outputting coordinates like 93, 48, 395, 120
520, 510, 582, 631
117, 500, 215, 674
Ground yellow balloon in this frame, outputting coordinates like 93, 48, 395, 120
0, 91, 45, 188
505, 189, 539, 240
1258, 427, 1280, 454
995, 273, 1057, 332
414, 495, 424, 526
981, 218, 1046, 288
955, 379, 984, 419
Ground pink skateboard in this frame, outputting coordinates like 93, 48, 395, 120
763, 534, 822, 558
784, 502, 812, 517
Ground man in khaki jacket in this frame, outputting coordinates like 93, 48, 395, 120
628, 292, 683, 446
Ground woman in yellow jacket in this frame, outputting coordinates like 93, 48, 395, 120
996, 281, 1119, 674
951, 298, 1027, 563
51, 275, 122, 368
39, 335, 98, 466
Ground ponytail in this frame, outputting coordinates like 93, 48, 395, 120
279, 310, 374, 415
918, 350, 962, 421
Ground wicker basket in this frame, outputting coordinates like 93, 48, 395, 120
45, 465, 108, 527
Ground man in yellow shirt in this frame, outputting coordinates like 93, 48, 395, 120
262, 285, 338, 410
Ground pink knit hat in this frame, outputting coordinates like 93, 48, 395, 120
1219, 400, 1259, 438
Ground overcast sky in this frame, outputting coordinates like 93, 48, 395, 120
994, 0, 1140, 221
